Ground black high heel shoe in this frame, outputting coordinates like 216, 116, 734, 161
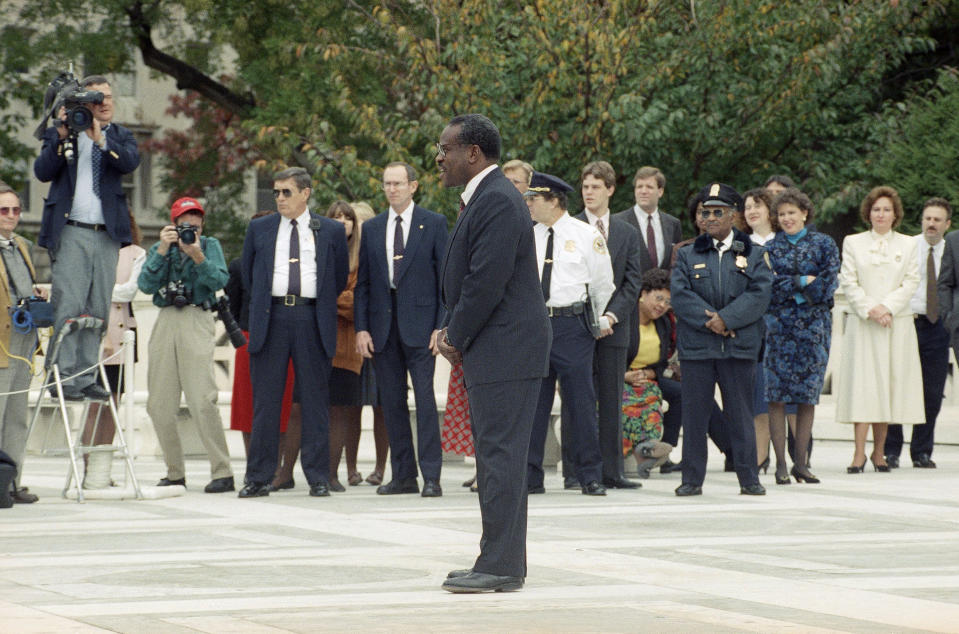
791, 466, 820, 483
775, 465, 791, 485
870, 457, 890, 473
757, 456, 770, 474
847, 459, 866, 474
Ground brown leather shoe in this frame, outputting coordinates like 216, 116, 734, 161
12, 486, 38, 504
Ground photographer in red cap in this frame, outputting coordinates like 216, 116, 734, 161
137, 197, 235, 493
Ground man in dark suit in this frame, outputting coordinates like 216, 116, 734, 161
354, 162, 448, 497
33, 75, 140, 401
671, 183, 771, 497
614, 166, 682, 272
570, 161, 643, 489
239, 167, 349, 498
435, 114, 550, 593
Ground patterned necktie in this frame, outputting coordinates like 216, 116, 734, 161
91, 142, 102, 199
287, 219, 301, 296
393, 216, 405, 286
927, 246, 939, 323
646, 215, 658, 266
542, 227, 554, 301
596, 218, 607, 241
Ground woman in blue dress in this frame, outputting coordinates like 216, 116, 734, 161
763, 188, 840, 484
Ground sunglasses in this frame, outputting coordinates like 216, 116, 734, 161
699, 208, 729, 219
0, 206, 21, 216
272, 188, 296, 199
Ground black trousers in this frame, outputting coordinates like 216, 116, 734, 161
885, 316, 949, 459
247, 304, 331, 486
374, 308, 441, 482
680, 358, 759, 487
468, 377, 540, 578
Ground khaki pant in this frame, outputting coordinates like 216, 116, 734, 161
147, 306, 232, 481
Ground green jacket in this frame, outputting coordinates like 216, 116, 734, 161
138, 236, 228, 307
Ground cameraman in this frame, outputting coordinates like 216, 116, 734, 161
137, 197, 234, 493
0, 184, 46, 504
33, 75, 140, 401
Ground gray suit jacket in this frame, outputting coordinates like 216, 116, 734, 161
613, 206, 683, 272
937, 231, 959, 342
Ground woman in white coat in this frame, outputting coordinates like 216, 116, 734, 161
837, 186, 923, 472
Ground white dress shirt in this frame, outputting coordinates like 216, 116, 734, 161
909, 233, 945, 315
750, 231, 775, 246
69, 130, 108, 224
271, 209, 318, 298
386, 201, 414, 288
534, 213, 615, 312
584, 209, 611, 235
460, 164, 499, 208
633, 205, 664, 266
713, 231, 734, 257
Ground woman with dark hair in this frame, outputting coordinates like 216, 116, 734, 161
762, 188, 839, 483
837, 186, 923, 472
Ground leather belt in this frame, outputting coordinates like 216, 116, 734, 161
66, 219, 107, 231
546, 302, 586, 317
272, 295, 316, 306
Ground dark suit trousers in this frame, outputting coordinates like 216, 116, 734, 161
529, 316, 603, 487
680, 359, 758, 487
247, 304, 332, 486
561, 342, 627, 481
468, 377, 540, 578
659, 376, 730, 453
885, 316, 949, 459
374, 303, 441, 482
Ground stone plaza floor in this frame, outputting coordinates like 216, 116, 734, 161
2, 437, 959, 633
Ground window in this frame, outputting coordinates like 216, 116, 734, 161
120, 128, 153, 219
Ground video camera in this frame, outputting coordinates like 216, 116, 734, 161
33, 68, 104, 148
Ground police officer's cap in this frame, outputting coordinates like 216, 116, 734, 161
700, 182, 744, 212
524, 172, 574, 197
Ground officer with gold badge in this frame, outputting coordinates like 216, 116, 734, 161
524, 172, 615, 495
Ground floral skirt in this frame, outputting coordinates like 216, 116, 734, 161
621, 381, 664, 457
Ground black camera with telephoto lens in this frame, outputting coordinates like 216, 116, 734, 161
176, 223, 197, 245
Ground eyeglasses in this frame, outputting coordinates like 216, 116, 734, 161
435, 142, 466, 158
272, 188, 296, 199
648, 293, 671, 306
699, 208, 729, 219
0, 206, 21, 216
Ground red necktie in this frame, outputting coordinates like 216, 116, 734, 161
646, 216, 658, 266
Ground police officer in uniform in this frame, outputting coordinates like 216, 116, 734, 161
525, 172, 616, 496
671, 183, 772, 496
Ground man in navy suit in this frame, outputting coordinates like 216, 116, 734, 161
33, 75, 140, 401
354, 162, 448, 497
239, 167, 349, 498
614, 166, 683, 272
436, 114, 551, 594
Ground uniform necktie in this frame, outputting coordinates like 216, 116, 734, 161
287, 219, 301, 296
91, 142, 102, 199
393, 216, 405, 286
596, 218, 607, 241
542, 227, 553, 301
646, 215, 658, 266
927, 245, 939, 323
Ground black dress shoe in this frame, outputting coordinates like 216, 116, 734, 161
447, 568, 472, 578
660, 460, 682, 474
81, 384, 111, 400
157, 477, 186, 487
528, 485, 545, 494
238, 482, 270, 498
462, 476, 476, 488
204, 476, 235, 493
50, 385, 84, 401
11, 486, 38, 504
581, 480, 607, 496
675, 483, 702, 496
422, 480, 443, 497
602, 477, 642, 489
740, 483, 767, 496
309, 482, 331, 497
329, 479, 346, 493
376, 478, 419, 495
885, 454, 900, 469
563, 477, 578, 490
441, 571, 524, 593
913, 453, 937, 468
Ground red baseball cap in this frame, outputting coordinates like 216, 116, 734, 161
170, 197, 205, 222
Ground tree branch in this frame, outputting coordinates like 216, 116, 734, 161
125, 1, 255, 118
